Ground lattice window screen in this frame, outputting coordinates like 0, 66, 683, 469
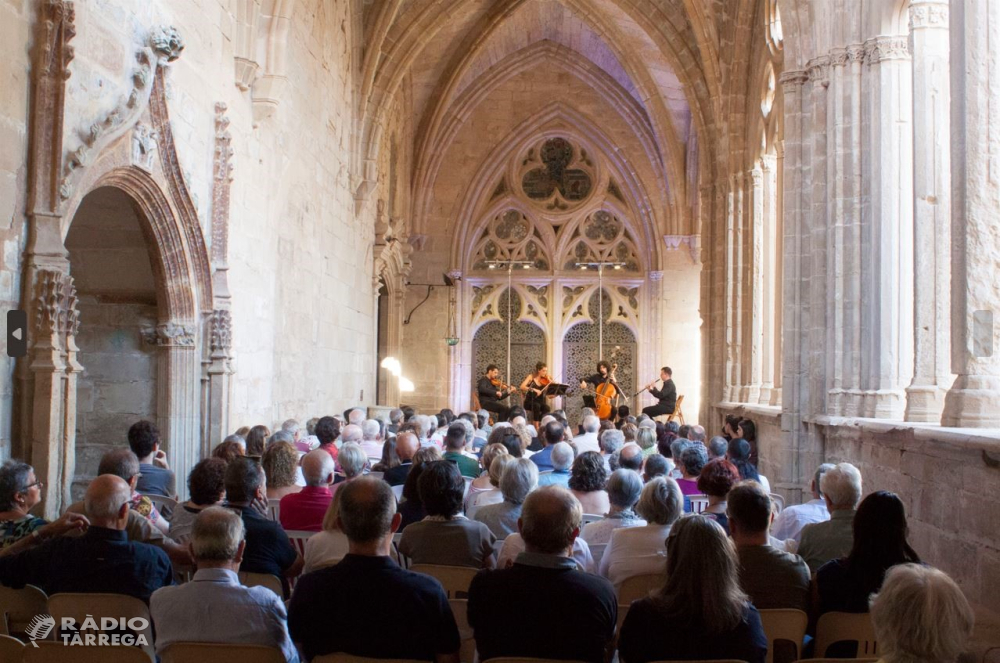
472, 289, 546, 411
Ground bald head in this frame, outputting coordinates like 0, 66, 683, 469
519, 486, 582, 555
84, 475, 132, 527
302, 449, 335, 486
619, 443, 644, 471
396, 431, 419, 461
341, 424, 363, 444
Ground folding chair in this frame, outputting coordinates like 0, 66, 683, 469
23, 641, 152, 662
267, 499, 281, 522
0, 584, 48, 638
581, 513, 604, 526
160, 642, 285, 663
147, 495, 178, 521
617, 573, 663, 605
409, 564, 478, 599
284, 530, 313, 557
47, 593, 155, 660
238, 572, 283, 597
814, 611, 878, 658
667, 395, 685, 425
687, 495, 709, 514
757, 608, 808, 663
588, 543, 607, 567
769, 493, 785, 513
450, 598, 476, 663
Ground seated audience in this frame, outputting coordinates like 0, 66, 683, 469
728, 438, 770, 491
399, 461, 495, 568
798, 462, 862, 572
334, 442, 368, 491
488, 425, 524, 458
600, 429, 625, 470
573, 415, 601, 454
441, 423, 479, 478
636, 427, 658, 459
642, 454, 670, 482
723, 414, 741, 441
816, 490, 921, 615
677, 443, 708, 500
340, 424, 364, 447
618, 443, 644, 472
473, 457, 538, 539
398, 446, 442, 529
128, 420, 176, 498
245, 424, 271, 458
466, 443, 508, 505
529, 421, 565, 472
697, 458, 741, 533
770, 463, 834, 543
315, 416, 341, 462
262, 441, 302, 500
100, 448, 169, 535
737, 418, 758, 465
870, 564, 974, 663
581, 469, 646, 546
669, 438, 690, 479
468, 487, 617, 662
0, 475, 172, 602
599, 476, 683, 590
0, 461, 47, 548
280, 449, 335, 532
267, 430, 296, 448
303, 489, 348, 573
707, 435, 729, 460
225, 457, 303, 595
360, 419, 384, 460
727, 481, 810, 612
371, 436, 401, 473
496, 529, 596, 573
466, 453, 511, 518
385, 431, 419, 486
689, 425, 706, 443
537, 442, 574, 488
569, 451, 611, 515
618, 515, 767, 663
289, 478, 460, 662
212, 438, 245, 464
151, 507, 298, 661
169, 457, 227, 542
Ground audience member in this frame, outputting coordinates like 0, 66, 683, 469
636, 427, 658, 459
399, 461, 495, 568
468, 486, 617, 662
642, 454, 670, 482
340, 424, 364, 446
528, 421, 565, 472
235, 426, 252, 438
573, 415, 601, 454
600, 428, 625, 470
386, 408, 404, 436
697, 458, 740, 533
302, 489, 348, 573
870, 564, 974, 663
537, 442, 573, 488
689, 425, 706, 443
315, 416, 341, 462
281, 418, 303, 448
618, 443, 644, 472
267, 430, 296, 449
620, 422, 638, 443
442, 423, 479, 478
816, 490, 921, 616
599, 476, 683, 590
398, 446, 442, 530
569, 451, 611, 515
335, 443, 369, 490
360, 419, 384, 459
213, 438, 245, 464
798, 462, 862, 573
677, 443, 708, 501
727, 481, 810, 612
347, 408, 365, 427
722, 414, 741, 441
0, 461, 47, 549
289, 478, 460, 662
169, 457, 227, 542
581, 469, 646, 546
466, 443, 509, 505
372, 436, 401, 473
466, 453, 511, 518
385, 431, 418, 486
99, 448, 169, 535
225, 457, 303, 595
151, 507, 298, 661
280, 449, 335, 532
262, 441, 302, 500
770, 463, 833, 543
707, 435, 729, 460
728, 438, 769, 491
487, 425, 524, 458
617, 516, 767, 663
306, 418, 320, 436
0, 475, 172, 602
128, 420, 176, 498
473, 457, 538, 538
736, 419, 758, 465
669, 438, 690, 479
245, 425, 271, 457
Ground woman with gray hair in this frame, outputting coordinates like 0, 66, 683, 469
0, 460, 47, 549
677, 444, 708, 500
870, 564, 974, 663
599, 476, 684, 589
332, 443, 368, 498
472, 457, 538, 538
581, 469, 647, 548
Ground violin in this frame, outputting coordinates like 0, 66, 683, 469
491, 376, 516, 398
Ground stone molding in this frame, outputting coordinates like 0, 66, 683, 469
806, 56, 830, 86
910, 2, 949, 29
663, 234, 701, 263
33, 269, 79, 341
141, 323, 197, 347
864, 36, 911, 64
209, 310, 233, 352
778, 70, 808, 91
211, 102, 234, 278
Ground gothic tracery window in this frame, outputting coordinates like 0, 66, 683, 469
519, 137, 595, 211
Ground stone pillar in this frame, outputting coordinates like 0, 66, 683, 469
941, 0, 1000, 427
154, 324, 201, 502
725, 174, 745, 402
806, 57, 831, 419
906, 0, 952, 422
205, 310, 233, 454
744, 165, 765, 405
759, 154, 778, 406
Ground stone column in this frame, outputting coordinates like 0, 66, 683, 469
725, 174, 745, 402
743, 165, 765, 405
155, 324, 201, 502
906, 0, 952, 421
941, 0, 1000, 427
806, 57, 831, 418
759, 154, 778, 406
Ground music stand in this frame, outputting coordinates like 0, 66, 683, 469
543, 383, 569, 398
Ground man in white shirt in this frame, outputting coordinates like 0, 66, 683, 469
573, 415, 601, 454
771, 463, 834, 544
360, 419, 384, 460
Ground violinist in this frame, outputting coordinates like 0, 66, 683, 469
520, 362, 553, 422
478, 364, 514, 421
579, 360, 622, 411
641, 366, 677, 418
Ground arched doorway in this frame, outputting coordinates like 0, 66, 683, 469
65, 187, 160, 498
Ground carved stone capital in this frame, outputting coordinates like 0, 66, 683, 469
864, 36, 910, 64
447, 269, 463, 281
779, 69, 809, 92
806, 56, 830, 86
829, 47, 849, 68
910, 2, 949, 30
34, 269, 78, 339
209, 310, 232, 352
648, 270, 664, 282
141, 322, 197, 347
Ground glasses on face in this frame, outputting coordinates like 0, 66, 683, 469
21, 480, 43, 491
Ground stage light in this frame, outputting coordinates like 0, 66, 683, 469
399, 377, 415, 392
613, 264, 622, 270
380, 356, 401, 377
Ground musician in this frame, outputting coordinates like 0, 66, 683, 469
478, 364, 513, 421
520, 362, 553, 422
579, 360, 622, 412
641, 366, 677, 419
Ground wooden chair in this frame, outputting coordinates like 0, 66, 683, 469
581, 513, 604, 526
409, 564, 478, 599
483, 659, 588, 663
757, 608, 808, 663
266, 499, 281, 522
617, 573, 663, 605
47, 593, 154, 659
23, 641, 153, 662
315, 655, 427, 663
450, 598, 476, 663
0, 584, 48, 638
160, 642, 286, 663
147, 495, 178, 521
284, 530, 313, 557
814, 611, 878, 658
0, 634, 24, 660
794, 660, 877, 663
666, 395, 685, 424
238, 571, 283, 597
688, 495, 709, 514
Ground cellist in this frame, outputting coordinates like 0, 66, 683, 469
579, 360, 622, 419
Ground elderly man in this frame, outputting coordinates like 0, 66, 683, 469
473, 458, 538, 539
151, 508, 298, 661
727, 481, 810, 612
98, 448, 170, 535
359, 420, 384, 460
442, 423, 479, 478
529, 421, 564, 472
600, 428, 625, 471
289, 478, 460, 662
573, 415, 601, 454
340, 424, 364, 446
468, 486, 617, 662
642, 454, 670, 482
0, 475, 172, 601
707, 435, 729, 460
798, 462, 863, 572
385, 431, 419, 486
348, 408, 365, 427
279, 450, 335, 531
581, 469, 646, 546
225, 457, 303, 594
771, 463, 834, 543
618, 443, 644, 472
387, 409, 404, 436
537, 442, 574, 488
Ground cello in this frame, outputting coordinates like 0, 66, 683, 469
593, 362, 619, 420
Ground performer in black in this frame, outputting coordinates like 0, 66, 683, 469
641, 366, 677, 418
478, 364, 514, 422
578, 360, 622, 411
520, 362, 553, 423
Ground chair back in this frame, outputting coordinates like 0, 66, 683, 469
617, 573, 663, 605
793, 659, 877, 663
769, 493, 785, 513
284, 530, 313, 557
47, 593, 154, 659
366, 471, 384, 480
161, 642, 285, 663
23, 641, 152, 662
266, 499, 281, 522
450, 598, 476, 663
238, 572, 283, 597
0, 634, 24, 660
147, 495, 178, 521
391, 484, 405, 502
315, 655, 428, 663
588, 543, 607, 567
758, 608, 808, 663
0, 584, 48, 637
814, 611, 878, 657
482, 658, 589, 663
688, 495, 709, 514
580, 513, 603, 526
667, 395, 685, 424
408, 564, 478, 599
